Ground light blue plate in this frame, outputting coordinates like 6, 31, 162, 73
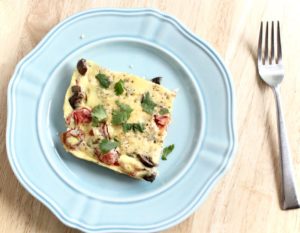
6, 8, 237, 232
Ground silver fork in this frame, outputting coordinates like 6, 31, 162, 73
258, 21, 300, 210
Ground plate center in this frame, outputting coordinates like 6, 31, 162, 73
39, 38, 204, 202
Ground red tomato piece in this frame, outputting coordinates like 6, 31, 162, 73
99, 150, 119, 165
154, 115, 170, 129
72, 108, 92, 124
61, 129, 84, 149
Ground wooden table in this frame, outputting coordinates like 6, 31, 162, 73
1, 0, 300, 232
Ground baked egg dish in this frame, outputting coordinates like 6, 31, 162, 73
61, 59, 176, 182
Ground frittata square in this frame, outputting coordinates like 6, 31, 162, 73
61, 59, 176, 182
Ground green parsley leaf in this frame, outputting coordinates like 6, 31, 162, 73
161, 144, 175, 160
114, 80, 125, 96
99, 139, 119, 153
132, 123, 145, 133
141, 92, 157, 114
112, 111, 130, 125
96, 73, 111, 88
112, 101, 133, 125
159, 108, 169, 115
122, 123, 145, 133
116, 101, 132, 112
91, 105, 107, 126
122, 123, 133, 132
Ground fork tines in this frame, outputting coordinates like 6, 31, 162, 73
258, 21, 282, 65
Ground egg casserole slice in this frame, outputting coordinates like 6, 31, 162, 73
61, 59, 176, 182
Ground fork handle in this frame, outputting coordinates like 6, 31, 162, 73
273, 86, 300, 210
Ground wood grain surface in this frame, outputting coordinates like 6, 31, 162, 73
1, 0, 300, 232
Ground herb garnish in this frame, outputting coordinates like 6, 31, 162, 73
123, 123, 145, 133
161, 144, 175, 160
141, 92, 157, 114
91, 105, 107, 126
114, 80, 125, 96
99, 139, 119, 153
159, 108, 169, 115
96, 73, 110, 88
112, 101, 133, 125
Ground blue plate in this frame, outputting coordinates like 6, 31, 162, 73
6, 8, 236, 232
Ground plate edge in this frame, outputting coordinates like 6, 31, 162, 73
6, 7, 237, 233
